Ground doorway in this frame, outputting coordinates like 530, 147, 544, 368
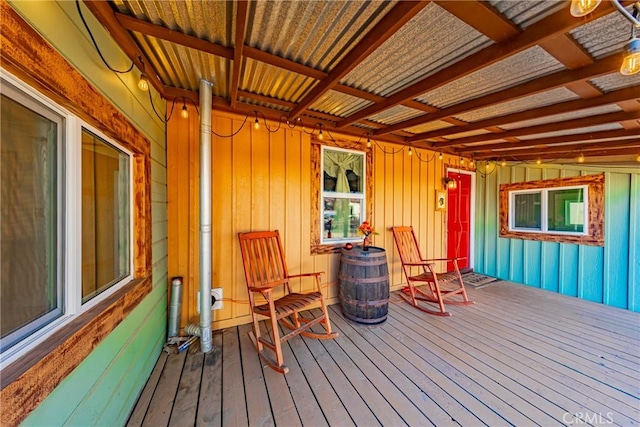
446, 169, 475, 271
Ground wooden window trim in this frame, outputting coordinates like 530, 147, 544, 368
0, 4, 153, 425
499, 174, 605, 246
311, 135, 373, 255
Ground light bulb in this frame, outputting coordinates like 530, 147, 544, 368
536, 158, 542, 165
570, 0, 601, 17
367, 137, 371, 148
469, 159, 474, 167
460, 157, 465, 165
636, 154, 640, 163
408, 147, 412, 156
620, 38, 640, 76
254, 117, 260, 130
501, 160, 507, 167
438, 152, 443, 160
318, 129, 324, 140
138, 73, 149, 91
181, 104, 188, 119
577, 153, 585, 163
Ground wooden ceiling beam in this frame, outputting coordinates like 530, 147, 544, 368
287, 1, 429, 120
407, 86, 639, 142
381, 54, 621, 137
457, 128, 640, 153
229, 1, 248, 109
471, 138, 640, 160
539, 34, 594, 70
336, 1, 620, 129
434, 109, 640, 148
481, 145, 640, 161
83, 1, 165, 96
434, 0, 519, 42
116, 12, 234, 59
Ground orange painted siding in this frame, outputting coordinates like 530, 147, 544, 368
168, 109, 461, 330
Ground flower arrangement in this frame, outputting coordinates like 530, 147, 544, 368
357, 221, 378, 250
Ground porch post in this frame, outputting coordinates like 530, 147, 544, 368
199, 78, 213, 353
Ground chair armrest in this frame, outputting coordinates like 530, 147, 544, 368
404, 261, 436, 267
423, 257, 466, 262
247, 278, 289, 293
288, 272, 323, 279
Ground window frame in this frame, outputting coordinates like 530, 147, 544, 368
311, 136, 373, 255
499, 174, 604, 246
508, 185, 589, 236
0, 71, 135, 367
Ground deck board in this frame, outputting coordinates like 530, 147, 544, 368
127, 282, 640, 427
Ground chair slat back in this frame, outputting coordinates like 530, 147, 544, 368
392, 226, 423, 265
238, 230, 289, 289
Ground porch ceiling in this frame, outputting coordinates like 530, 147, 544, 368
84, 0, 640, 166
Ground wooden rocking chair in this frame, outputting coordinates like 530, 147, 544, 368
392, 226, 474, 316
238, 230, 338, 374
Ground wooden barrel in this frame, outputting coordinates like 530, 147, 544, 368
339, 246, 390, 324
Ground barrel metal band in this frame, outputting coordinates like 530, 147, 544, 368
340, 294, 388, 306
338, 274, 389, 284
341, 258, 387, 266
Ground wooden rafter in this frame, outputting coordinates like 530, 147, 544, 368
287, 1, 429, 120
378, 54, 621, 137
434, 0, 519, 42
407, 86, 639, 142
458, 128, 640, 154
336, 0, 620, 129
471, 138, 640, 160
229, 1, 248, 109
433, 110, 640, 148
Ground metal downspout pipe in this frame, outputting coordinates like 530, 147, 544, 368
199, 79, 213, 353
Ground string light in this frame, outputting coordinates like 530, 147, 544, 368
254, 113, 260, 130
181, 101, 188, 119
460, 157, 465, 165
408, 146, 412, 156
577, 153, 585, 163
536, 158, 542, 165
318, 124, 324, 140
469, 158, 474, 167
438, 152, 443, 160
501, 159, 507, 167
367, 136, 371, 148
137, 73, 149, 91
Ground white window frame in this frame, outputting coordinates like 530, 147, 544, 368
320, 145, 366, 245
0, 70, 134, 368
508, 185, 589, 236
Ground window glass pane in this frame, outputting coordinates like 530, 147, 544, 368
1, 93, 60, 349
82, 129, 130, 303
548, 188, 585, 233
323, 148, 363, 193
323, 198, 362, 240
514, 193, 541, 229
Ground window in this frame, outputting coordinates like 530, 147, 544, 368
499, 174, 604, 246
0, 73, 133, 365
509, 186, 587, 235
321, 146, 366, 244
311, 137, 372, 254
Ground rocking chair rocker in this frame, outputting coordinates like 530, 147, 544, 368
238, 230, 338, 374
392, 226, 474, 316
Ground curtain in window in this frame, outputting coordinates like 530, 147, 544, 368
323, 151, 362, 193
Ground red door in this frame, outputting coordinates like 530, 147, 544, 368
447, 172, 471, 271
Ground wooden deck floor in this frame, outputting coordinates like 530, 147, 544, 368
127, 281, 640, 426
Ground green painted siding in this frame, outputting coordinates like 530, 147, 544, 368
475, 163, 640, 312
10, 1, 168, 424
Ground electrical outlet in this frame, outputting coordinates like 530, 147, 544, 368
211, 287, 223, 310
196, 288, 223, 312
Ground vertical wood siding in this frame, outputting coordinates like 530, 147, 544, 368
167, 111, 455, 330
475, 163, 640, 312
